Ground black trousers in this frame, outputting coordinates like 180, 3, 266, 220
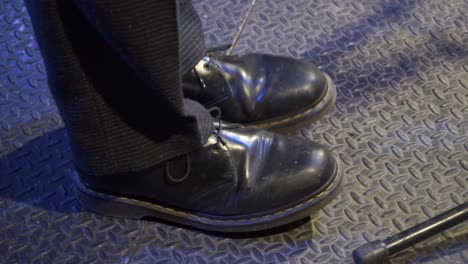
25, 0, 212, 176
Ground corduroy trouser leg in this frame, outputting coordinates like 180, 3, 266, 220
25, 0, 212, 176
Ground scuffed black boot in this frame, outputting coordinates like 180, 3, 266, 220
183, 54, 336, 131
75, 122, 342, 232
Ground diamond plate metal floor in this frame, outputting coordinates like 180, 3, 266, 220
0, 0, 467, 263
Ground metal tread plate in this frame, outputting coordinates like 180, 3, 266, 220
0, 0, 467, 263
134, 0, 468, 263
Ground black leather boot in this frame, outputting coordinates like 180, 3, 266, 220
183, 54, 336, 131
75, 122, 342, 232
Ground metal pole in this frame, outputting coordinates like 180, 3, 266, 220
352, 202, 468, 264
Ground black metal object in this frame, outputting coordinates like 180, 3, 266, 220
353, 202, 468, 264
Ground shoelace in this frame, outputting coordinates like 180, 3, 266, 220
165, 153, 191, 184
193, 43, 232, 92
166, 107, 227, 184
209, 106, 227, 146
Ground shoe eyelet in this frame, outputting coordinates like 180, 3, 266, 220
203, 63, 211, 71
212, 146, 220, 153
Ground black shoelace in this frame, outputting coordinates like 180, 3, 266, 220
209, 106, 227, 147
166, 107, 227, 184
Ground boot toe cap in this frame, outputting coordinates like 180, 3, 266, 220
243, 54, 330, 121
260, 135, 338, 208
226, 133, 338, 216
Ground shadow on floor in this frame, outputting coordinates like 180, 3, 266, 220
0, 128, 81, 214
300, 0, 468, 101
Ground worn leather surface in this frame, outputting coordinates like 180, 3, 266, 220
183, 54, 328, 123
80, 124, 336, 217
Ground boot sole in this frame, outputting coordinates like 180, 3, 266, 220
246, 73, 337, 132
74, 158, 343, 233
